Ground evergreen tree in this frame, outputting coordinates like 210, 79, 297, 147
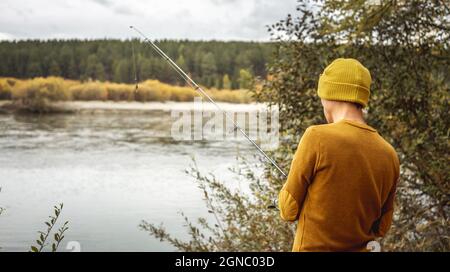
200, 52, 217, 76
59, 45, 73, 78
67, 59, 78, 79
94, 63, 106, 81
85, 54, 98, 80
27, 62, 42, 78
200, 52, 217, 87
139, 58, 153, 81
48, 60, 61, 76
113, 60, 130, 83
238, 69, 252, 89
0, 39, 274, 87
176, 55, 187, 71
222, 74, 231, 89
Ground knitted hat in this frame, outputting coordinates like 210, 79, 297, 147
317, 58, 371, 107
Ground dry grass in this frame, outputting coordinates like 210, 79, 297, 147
0, 77, 252, 105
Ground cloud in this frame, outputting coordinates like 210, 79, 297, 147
0, 32, 15, 41
210, 0, 238, 5
90, 0, 114, 7
0, 0, 298, 41
114, 5, 141, 16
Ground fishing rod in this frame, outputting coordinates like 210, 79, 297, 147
129, 26, 284, 209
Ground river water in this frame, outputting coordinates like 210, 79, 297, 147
0, 102, 261, 251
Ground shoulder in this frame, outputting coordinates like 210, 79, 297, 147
303, 123, 337, 138
375, 134, 400, 179
302, 125, 321, 139
378, 135, 400, 165
299, 124, 330, 146
304, 123, 330, 132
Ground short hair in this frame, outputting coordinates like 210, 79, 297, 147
353, 103, 363, 110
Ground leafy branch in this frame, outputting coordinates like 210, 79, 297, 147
30, 203, 69, 252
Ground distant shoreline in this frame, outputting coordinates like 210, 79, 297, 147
0, 100, 267, 114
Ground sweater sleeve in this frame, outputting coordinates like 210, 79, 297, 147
279, 127, 320, 222
372, 182, 397, 237
373, 157, 400, 237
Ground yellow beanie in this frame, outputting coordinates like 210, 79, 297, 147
318, 58, 371, 107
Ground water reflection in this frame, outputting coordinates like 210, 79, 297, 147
0, 106, 254, 251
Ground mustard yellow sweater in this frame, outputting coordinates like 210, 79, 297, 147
279, 119, 399, 252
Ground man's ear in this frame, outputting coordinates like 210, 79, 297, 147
353, 102, 363, 110
320, 98, 326, 107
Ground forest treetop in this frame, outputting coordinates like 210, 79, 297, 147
0, 39, 275, 89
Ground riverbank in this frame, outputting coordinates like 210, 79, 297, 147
0, 77, 253, 113
0, 100, 267, 114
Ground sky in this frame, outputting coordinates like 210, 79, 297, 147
0, 0, 298, 41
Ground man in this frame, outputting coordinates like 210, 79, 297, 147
278, 58, 400, 252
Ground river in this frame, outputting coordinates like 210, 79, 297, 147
0, 101, 263, 251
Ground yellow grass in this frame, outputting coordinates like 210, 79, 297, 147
0, 77, 252, 104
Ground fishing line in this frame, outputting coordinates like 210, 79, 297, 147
129, 26, 284, 209
130, 39, 139, 94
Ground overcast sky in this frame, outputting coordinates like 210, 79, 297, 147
0, 0, 298, 41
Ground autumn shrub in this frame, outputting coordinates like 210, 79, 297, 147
135, 83, 170, 102
1, 77, 253, 105
105, 83, 135, 101
13, 77, 71, 101
169, 87, 198, 102
140, 80, 189, 101
140, 79, 251, 103
0, 78, 12, 100
69, 82, 107, 101
133, 85, 154, 102
208, 88, 252, 104
12, 77, 72, 112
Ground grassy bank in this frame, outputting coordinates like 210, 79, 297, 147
0, 77, 252, 113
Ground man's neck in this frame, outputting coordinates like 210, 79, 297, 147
331, 105, 365, 124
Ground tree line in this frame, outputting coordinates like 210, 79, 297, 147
0, 39, 275, 89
